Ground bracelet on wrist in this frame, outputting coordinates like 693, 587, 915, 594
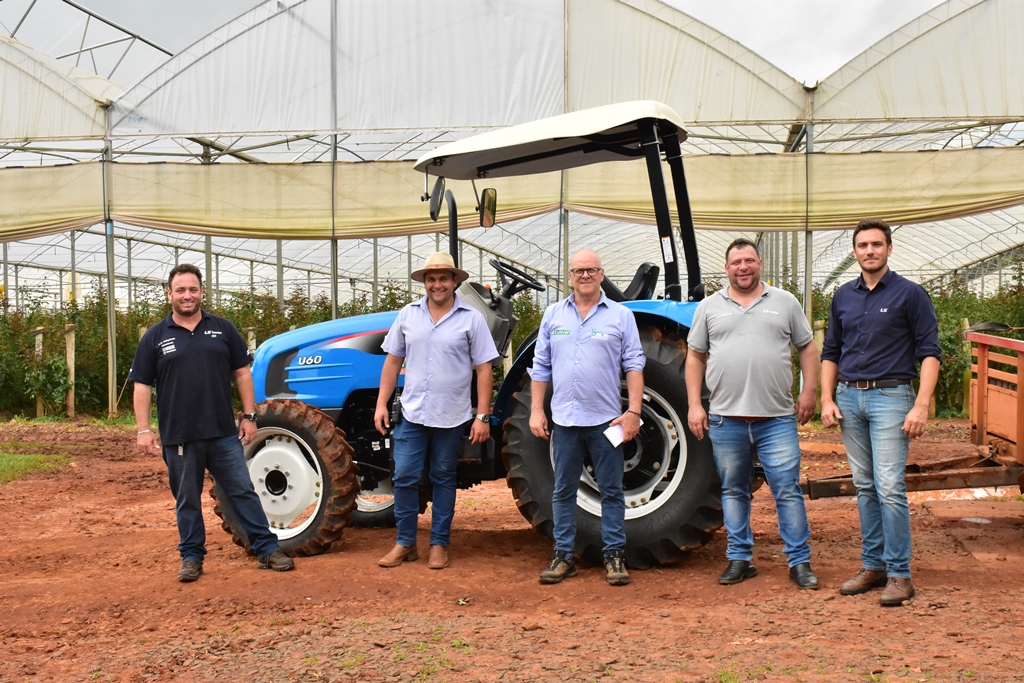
138, 429, 152, 435
626, 410, 641, 417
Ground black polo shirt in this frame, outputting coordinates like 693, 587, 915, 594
128, 310, 251, 445
821, 268, 941, 381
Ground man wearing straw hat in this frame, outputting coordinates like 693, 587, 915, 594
375, 252, 499, 570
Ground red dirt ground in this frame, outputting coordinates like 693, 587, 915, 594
2, 419, 1023, 683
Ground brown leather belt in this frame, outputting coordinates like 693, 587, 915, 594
841, 379, 912, 390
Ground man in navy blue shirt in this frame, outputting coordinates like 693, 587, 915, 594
130, 264, 294, 582
821, 220, 940, 606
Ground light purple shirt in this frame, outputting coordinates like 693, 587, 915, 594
529, 292, 645, 427
382, 294, 499, 428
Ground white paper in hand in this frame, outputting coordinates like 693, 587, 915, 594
604, 419, 642, 447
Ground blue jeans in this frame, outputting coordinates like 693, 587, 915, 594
392, 419, 465, 547
551, 422, 626, 554
707, 414, 811, 566
163, 434, 280, 562
835, 382, 914, 578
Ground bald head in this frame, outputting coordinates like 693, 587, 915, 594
569, 249, 602, 271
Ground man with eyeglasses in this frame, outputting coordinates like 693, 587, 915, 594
529, 249, 645, 586
685, 238, 820, 590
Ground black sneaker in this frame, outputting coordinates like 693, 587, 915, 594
539, 550, 577, 584
177, 560, 203, 583
603, 550, 630, 586
257, 550, 295, 572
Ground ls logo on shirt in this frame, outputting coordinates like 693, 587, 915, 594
880, 308, 889, 313
204, 330, 223, 338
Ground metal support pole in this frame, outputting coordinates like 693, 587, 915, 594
330, 1, 339, 319
102, 138, 117, 418
803, 124, 814, 323
215, 253, 220, 306
2, 242, 7, 305
70, 231, 77, 303
373, 238, 379, 308
276, 239, 284, 305
561, 209, 570, 296
125, 238, 131, 308
407, 235, 412, 295
205, 235, 213, 294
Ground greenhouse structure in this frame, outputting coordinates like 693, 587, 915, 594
1, 0, 1022, 413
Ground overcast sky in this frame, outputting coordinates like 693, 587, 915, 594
77, 0, 946, 85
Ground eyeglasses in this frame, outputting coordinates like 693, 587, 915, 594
569, 267, 602, 278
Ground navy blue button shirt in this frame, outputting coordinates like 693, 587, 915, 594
129, 310, 252, 444
821, 269, 941, 381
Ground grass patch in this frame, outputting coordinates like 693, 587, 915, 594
0, 452, 71, 483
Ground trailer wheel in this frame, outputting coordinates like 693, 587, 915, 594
211, 399, 358, 557
502, 325, 722, 568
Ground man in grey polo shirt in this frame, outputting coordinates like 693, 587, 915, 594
685, 238, 820, 589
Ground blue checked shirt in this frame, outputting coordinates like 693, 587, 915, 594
529, 293, 645, 427
382, 294, 498, 428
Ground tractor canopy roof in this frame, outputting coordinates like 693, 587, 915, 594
413, 100, 686, 180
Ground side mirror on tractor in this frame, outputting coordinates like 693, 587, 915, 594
479, 188, 497, 227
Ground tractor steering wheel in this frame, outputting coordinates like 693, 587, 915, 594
490, 259, 545, 299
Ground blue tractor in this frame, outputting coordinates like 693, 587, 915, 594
213, 101, 724, 568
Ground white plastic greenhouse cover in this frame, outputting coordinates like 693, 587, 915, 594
0, 34, 123, 142
0, 0, 1022, 244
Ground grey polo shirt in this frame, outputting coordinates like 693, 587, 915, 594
688, 284, 813, 417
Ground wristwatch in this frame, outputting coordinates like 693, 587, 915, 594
242, 412, 258, 424
475, 413, 490, 423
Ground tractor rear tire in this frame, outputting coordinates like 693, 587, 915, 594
212, 399, 358, 557
501, 324, 722, 568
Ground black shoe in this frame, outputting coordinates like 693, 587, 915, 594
539, 550, 577, 584
257, 550, 295, 572
789, 562, 819, 590
718, 560, 757, 585
603, 549, 630, 586
177, 560, 203, 583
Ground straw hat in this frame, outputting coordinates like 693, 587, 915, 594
410, 251, 469, 283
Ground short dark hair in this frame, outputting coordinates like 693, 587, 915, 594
853, 219, 892, 246
725, 238, 760, 262
168, 263, 203, 289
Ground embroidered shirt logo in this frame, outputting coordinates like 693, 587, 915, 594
591, 329, 606, 338
204, 330, 223, 338
553, 329, 571, 336
879, 308, 889, 313
158, 338, 177, 356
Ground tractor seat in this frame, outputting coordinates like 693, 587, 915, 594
600, 262, 660, 302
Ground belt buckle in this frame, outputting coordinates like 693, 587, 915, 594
851, 380, 871, 390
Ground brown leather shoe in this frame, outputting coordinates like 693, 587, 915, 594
428, 545, 449, 570
880, 577, 915, 606
378, 544, 418, 568
839, 568, 888, 595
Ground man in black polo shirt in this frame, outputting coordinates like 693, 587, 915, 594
130, 264, 294, 582
820, 219, 940, 606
